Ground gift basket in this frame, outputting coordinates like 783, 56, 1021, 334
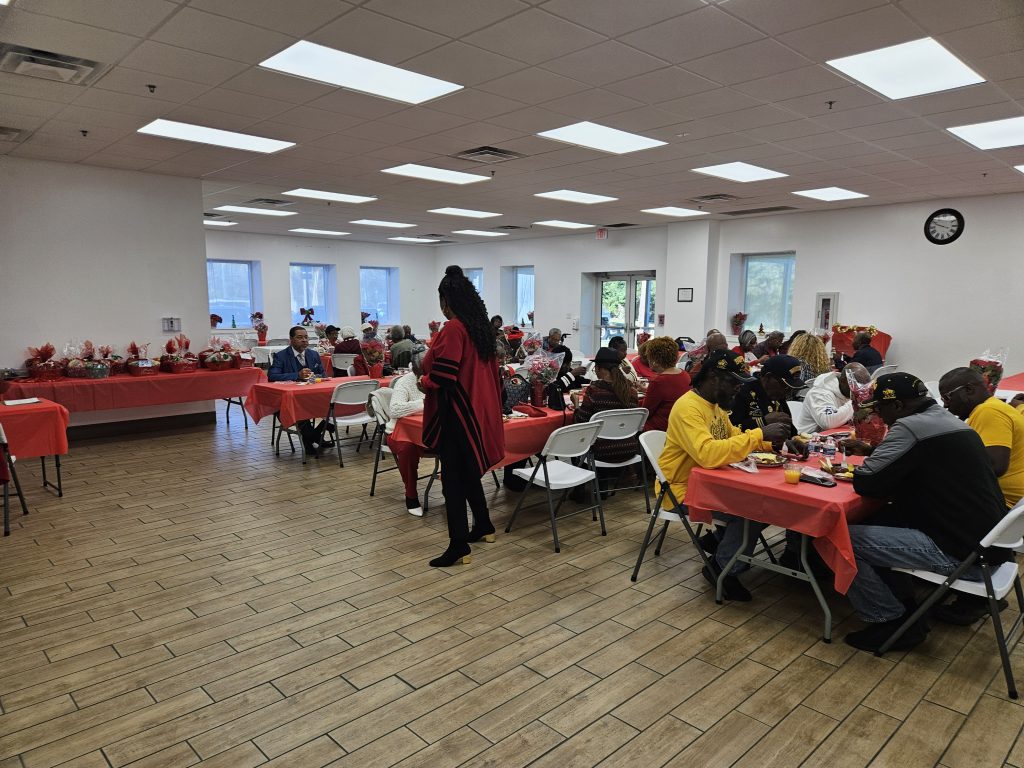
26, 343, 64, 381
969, 348, 1007, 395
98, 345, 125, 375
205, 350, 234, 371
159, 336, 198, 373
125, 342, 156, 376
846, 368, 887, 447
360, 339, 385, 378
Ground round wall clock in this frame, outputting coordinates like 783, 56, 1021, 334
924, 208, 964, 245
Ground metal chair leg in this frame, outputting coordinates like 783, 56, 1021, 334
9, 458, 27, 515
3, 481, 9, 536
491, 471, 500, 491
505, 462, 542, 534
631, 491, 665, 581
983, 566, 1019, 699
370, 432, 384, 496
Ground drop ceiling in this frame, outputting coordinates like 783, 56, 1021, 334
1, 0, 1023, 244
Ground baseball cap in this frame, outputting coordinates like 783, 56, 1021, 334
593, 347, 620, 368
360, 322, 374, 333
760, 355, 805, 388
863, 372, 929, 406
701, 349, 755, 382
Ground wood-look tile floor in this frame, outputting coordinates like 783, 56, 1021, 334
1, 404, 1022, 767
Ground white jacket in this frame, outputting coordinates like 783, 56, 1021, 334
385, 372, 424, 434
797, 372, 853, 433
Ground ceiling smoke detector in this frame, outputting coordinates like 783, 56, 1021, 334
0, 44, 102, 84
689, 193, 740, 204
453, 146, 524, 164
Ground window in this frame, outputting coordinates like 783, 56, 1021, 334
360, 266, 399, 324
515, 266, 534, 326
742, 253, 796, 333
207, 260, 255, 326
289, 264, 335, 324
465, 268, 483, 294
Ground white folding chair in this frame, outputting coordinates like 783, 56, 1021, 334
877, 498, 1024, 698
504, 422, 605, 552
787, 399, 805, 426
367, 389, 439, 510
347, 364, 357, 376
332, 353, 357, 376
0, 424, 29, 536
924, 380, 941, 402
870, 364, 898, 380
590, 408, 651, 515
325, 379, 380, 467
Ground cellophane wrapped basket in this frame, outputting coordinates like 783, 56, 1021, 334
205, 351, 234, 371
846, 369, 887, 446
65, 359, 90, 378
969, 349, 1007, 395
233, 351, 254, 368
169, 359, 198, 374
127, 359, 158, 377
29, 360, 65, 381
84, 361, 110, 379
105, 357, 125, 375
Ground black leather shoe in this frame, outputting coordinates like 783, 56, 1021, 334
845, 611, 929, 652
701, 564, 752, 602
429, 541, 472, 567
932, 595, 1008, 626
699, 531, 719, 555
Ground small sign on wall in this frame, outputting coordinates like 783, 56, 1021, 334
596, 228, 608, 240
161, 317, 182, 332
677, 288, 694, 302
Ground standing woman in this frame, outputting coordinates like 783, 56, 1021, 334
420, 266, 505, 567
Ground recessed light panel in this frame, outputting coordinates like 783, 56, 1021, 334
641, 207, 709, 217
213, 205, 298, 217
453, 230, 508, 237
792, 187, 868, 201
534, 220, 594, 229
534, 189, 618, 204
947, 116, 1024, 150
137, 119, 294, 153
382, 164, 489, 185
350, 219, 415, 228
537, 122, 667, 155
428, 207, 501, 218
691, 162, 788, 182
1015, 165, 1024, 175
260, 41, 462, 105
203, 220, 237, 226
289, 228, 350, 236
283, 188, 376, 204
390, 236, 440, 243
827, 38, 984, 100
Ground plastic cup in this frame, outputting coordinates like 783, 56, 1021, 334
784, 463, 802, 484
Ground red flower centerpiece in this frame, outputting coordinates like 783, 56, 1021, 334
526, 353, 560, 406
970, 350, 1006, 395
730, 311, 748, 335
251, 311, 268, 345
26, 342, 63, 381
299, 307, 315, 326
210, 313, 223, 329
360, 339, 385, 378
636, 331, 651, 347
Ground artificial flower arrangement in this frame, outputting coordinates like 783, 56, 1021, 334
159, 336, 198, 373
125, 341, 156, 376
521, 336, 543, 355
526, 353, 561, 384
361, 339, 384, 366
636, 331, 651, 347
361, 311, 371, 322
98, 344, 125, 375
368, 319, 379, 334
730, 311, 748, 332
527, 310, 535, 324
428, 320, 442, 334
210, 313, 223, 328
250, 311, 268, 337
314, 321, 328, 335
970, 349, 1007, 395
26, 342, 64, 381
846, 369, 887, 447
833, 324, 878, 336
65, 340, 111, 379
299, 307, 315, 326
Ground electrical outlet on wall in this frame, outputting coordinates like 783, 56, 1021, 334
571, 317, 579, 330
161, 317, 181, 332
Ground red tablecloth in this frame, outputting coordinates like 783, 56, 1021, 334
389, 408, 570, 470
244, 376, 390, 428
831, 329, 892, 359
0, 398, 69, 459
6, 369, 265, 412
1000, 372, 1024, 391
684, 456, 876, 594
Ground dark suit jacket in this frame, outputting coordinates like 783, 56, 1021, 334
268, 347, 325, 382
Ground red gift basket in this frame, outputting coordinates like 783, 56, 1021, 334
127, 359, 158, 377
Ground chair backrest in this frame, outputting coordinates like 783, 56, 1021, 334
540, 422, 602, 459
368, 388, 393, 426
924, 380, 941, 402
332, 353, 357, 371
331, 379, 380, 405
639, 431, 669, 483
590, 407, 648, 440
0, 422, 7, 445
787, 399, 805, 426
981, 497, 1024, 549
347, 364, 357, 376
870, 364, 898, 380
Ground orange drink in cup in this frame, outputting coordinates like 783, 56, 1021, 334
784, 463, 801, 484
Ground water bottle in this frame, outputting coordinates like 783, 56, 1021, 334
807, 435, 821, 457
823, 436, 837, 461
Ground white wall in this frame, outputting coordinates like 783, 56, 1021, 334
0, 157, 207, 368
204, 231, 440, 339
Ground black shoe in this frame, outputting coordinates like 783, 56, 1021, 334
932, 594, 1008, 626
699, 531, 719, 555
468, 522, 496, 543
701, 564, 752, 602
302, 441, 319, 458
845, 610, 929, 653
429, 541, 472, 567
778, 548, 800, 571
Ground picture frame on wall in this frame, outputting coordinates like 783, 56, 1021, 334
677, 288, 694, 302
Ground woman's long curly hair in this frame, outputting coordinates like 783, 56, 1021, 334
595, 356, 637, 407
788, 333, 831, 377
439, 265, 495, 361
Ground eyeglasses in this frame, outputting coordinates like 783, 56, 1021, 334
940, 384, 966, 401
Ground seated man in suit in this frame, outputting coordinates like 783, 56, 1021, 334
269, 325, 329, 456
835, 331, 883, 371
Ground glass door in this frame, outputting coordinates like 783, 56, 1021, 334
598, 273, 656, 348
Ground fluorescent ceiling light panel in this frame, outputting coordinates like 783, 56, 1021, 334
1015, 165, 1024, 175
827, 38, 984, 100
692, 162, 788, 182
137, 119, 294, 153
260, 40, 462, 105
382, 164, 489, 185
213, 205, 297, 217
453, 230, 508, 237
289, 228, 350, 236
534, 189, 618, 204
534, 220, 593, 229
203, 220, 237, 226
390, 236, 440, 243
947, 116, 1024, 149
283, 188, 376, 204
641, 206, 709, 217
537, 121, 667, 155
350, 219, 415, 228
792, 187, 868, 201
428, 207, 501, 218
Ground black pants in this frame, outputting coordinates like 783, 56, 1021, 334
439, 431, 489, 542
297, 419, 324, 448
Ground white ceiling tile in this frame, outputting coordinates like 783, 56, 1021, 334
462, 9, 605, 65
120, 41, 250, 86
429, 88, 527, 119
659, 88, 762, 119
188, 0, 352, 37
775, 85, 885, 118
364, 0, 527, 37
683, 39, 813, 85
380, 107, 471, 133
620, 6, 764, 64
150, 8, 295, 64
162, 104, 262, 132
93, 67, 210, 104
539, 89, 646, 119
974, 50, 1024, 83
739, 120, 830, 143
0, 8, 140, 63
940, 15, 1024, 63
20, 0, 177, 37
187, 89, 292, 121
11, 143, 93, 163
897, 0, 1023, 35
243, 121, 334, 145
845, 118, 934, 141
709, 105, 796, 132
540, 0, 703, 36
814, 103, 913, 130
732, 66, 850, 102
898, 83, 1011, 117
53, 104, 157, 131
342, 120, 430, 145
600, 106, 682, 133
309, 8, 451, 66
219, 68, 337, 104
779, 6, 926, 62
85, 153, 160, 171
0, 72, 84, 103
925, 102, 1024, 127
270, 106, 365, 132
400, 42, 525, 87
604, 66, 717, 105
722, 0, 888, 35
0, 111, 49, 132
489, 106, 575, 133
478, 68, 588, 102
71, 88, 178, 118
304, 89, 408, 120
540, 41, 667, 87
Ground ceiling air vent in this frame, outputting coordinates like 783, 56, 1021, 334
721, 206, 798, 216
203, 212, 228, 220
0, 44, 102, 84
0, 125, 29, 142
242, 197, 293, 207
453, 146, 524, 164
604, 223, 636, 228
690, 193, 740, 204
495, 224, 528, 230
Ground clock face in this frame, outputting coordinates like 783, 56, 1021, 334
924, 208, 964, 245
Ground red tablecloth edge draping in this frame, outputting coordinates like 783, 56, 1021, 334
244, 375, 391, 428
0, 398, 70, 459
830, 329, 892, 359
1000, 372, 1024, 392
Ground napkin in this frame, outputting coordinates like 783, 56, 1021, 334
3, 398, 39, 406
512, 404, 547, 418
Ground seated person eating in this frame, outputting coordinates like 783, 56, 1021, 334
640, 336, 691, 432
794, 362, 870, 435
574, 347, 641, 485
268, 326, 329, 456
835, 331, 883, 371
729, 355, 804, 433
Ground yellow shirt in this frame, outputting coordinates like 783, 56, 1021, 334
968, 396, 1024, 508
659, 390, 771, 502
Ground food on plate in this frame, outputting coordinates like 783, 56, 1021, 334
749, 452, 785, 466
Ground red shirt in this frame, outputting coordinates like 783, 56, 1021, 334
642, 371, 692, 432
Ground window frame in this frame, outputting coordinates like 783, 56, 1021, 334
514, 266, 535, 327
206, 259, 257, 328
289, 262, 336, 325
359, 266, 400, 325
740, 252, 797, 333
